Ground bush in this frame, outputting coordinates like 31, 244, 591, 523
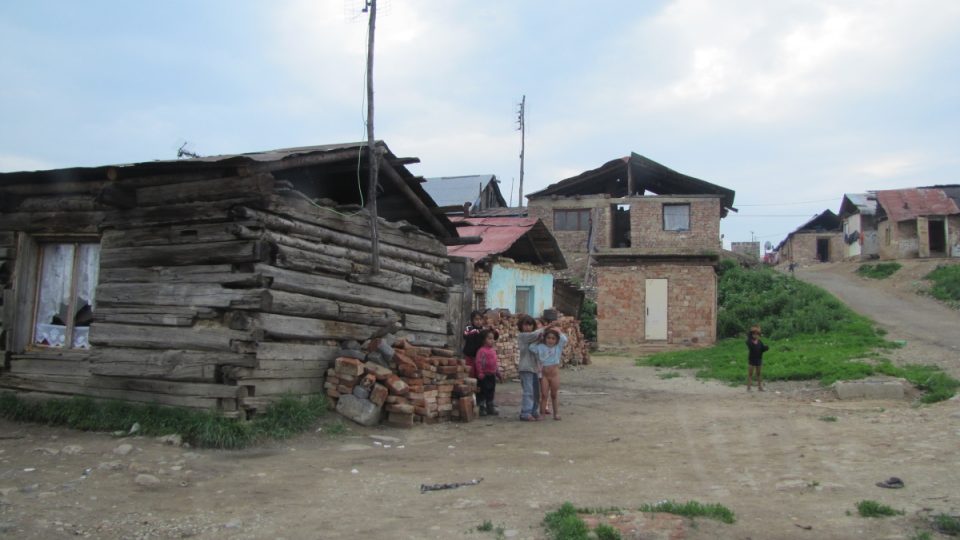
925, 264, 960, 305
857, 263, 902, 279
579, 298, 597, 342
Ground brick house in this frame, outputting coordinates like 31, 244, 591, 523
839, 193, 879, 260
875, 187, 960, 259
526, 153, 735, 350
775, 210, 843, 265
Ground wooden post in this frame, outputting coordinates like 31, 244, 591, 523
365, 0, 381, 274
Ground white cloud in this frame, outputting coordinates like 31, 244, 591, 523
852, 153, 924, 179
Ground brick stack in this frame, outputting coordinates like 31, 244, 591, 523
487, 313, 591, 379
325, 340, 478, 428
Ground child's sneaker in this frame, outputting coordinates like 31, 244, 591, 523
478, 402, 487, 416
486, 403, 500, 416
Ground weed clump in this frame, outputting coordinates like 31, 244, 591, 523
638, 500, 736, 524
857, 263, 902, 279
924, 264, 960, 306
856, 500, 903, 517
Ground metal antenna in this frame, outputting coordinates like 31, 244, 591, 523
516, 95, 526, 207
177, 142, 200, 159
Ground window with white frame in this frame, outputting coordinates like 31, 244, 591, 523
32, 242, 100, 349
663, 204, 690, 231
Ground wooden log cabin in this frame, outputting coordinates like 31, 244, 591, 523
0, 142, 466, 418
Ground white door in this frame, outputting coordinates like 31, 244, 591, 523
645, 279, 668, 340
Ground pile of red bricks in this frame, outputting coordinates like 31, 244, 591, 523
324, 340, 478, 427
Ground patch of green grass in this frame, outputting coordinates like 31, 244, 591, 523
857, 262, 902, 279
856, 500, 904, 518
819, 416, 838, 422
477, 520, 494, 532
909, 531, 933, 540
638, 500, 736, 524
575, 506, 624, 515
934, 513, 960, 535
924, 264, 960, 306
321, 419, 348, 436
657, 372, 681, 380
594, 524, 622, 540
639, 263, 959, 402
543, 502, 589, 540
0, 392, 328, 449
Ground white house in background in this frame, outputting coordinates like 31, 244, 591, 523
839, 193, 879, 260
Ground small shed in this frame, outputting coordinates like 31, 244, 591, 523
447, 217, 566, 317
839, 193, 879, 260
0, 142, 462, 418
777, 210, 843, 265
875, 187, 960, 259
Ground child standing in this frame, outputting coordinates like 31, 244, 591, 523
474, 329, 503, 416
516, 315, 548, 421
463, 310, 497, 379
530, 328, 567, 420
746, 325, 769, 391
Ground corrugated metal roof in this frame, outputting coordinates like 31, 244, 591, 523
876, 188, 960, 222
447, 216, 566, 268
422, 175, 493, 207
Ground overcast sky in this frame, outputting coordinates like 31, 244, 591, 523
2, 1, 958, 250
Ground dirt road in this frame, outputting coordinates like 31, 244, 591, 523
796, 260, 960, 378
1, 260, 959, 539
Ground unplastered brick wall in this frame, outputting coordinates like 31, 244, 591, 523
628, 196, 721, 251
473, 266, 491, 295
781, 232, 844, 264
595, 262, 717, 347
528, 198, 612, 281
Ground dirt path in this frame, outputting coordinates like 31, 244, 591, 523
795, 260, 960, 378
2, 353, 959, 539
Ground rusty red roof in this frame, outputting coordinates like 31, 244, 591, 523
875, 188, 960, 222
447, 217, 566, 268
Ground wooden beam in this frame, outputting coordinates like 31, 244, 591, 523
441, 236, 482, 246
378, 161, 451, 238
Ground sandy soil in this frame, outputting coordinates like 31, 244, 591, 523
1, 260, 958, 539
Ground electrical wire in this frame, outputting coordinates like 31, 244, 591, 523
735, 197, 837, 206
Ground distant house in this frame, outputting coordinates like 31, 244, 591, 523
875, 187, 960, 259
447, 217, 567, 317
839, 193, 879, 260
527, 153, 735, 350
730, 241, 760, 261
776, 210, 843, 265
0, 142, 463, 418
423, 174, 508, 216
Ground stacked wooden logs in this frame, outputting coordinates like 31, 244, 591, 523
325, 340, 477, 427
488, 313, 591, 380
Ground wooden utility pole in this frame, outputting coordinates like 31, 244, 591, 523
517, 95, 526, 207
365, 0, 381, 273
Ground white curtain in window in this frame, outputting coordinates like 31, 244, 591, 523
664, 205, 690, 231
34, 244, 75, 347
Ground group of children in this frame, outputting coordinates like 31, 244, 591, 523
462, 310, 567, 421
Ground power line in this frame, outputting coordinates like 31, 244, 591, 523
735, 197, 837, 207
727, 214, 821, 217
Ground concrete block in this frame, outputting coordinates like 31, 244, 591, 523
335, 394, 382, 426
833, 379, 905, 400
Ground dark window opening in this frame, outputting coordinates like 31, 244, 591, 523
929, 220, 946, 252
816, 238, 830, 262
554, 209, 590, 231
612, 204, 631, 248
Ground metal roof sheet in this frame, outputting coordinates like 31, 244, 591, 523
839, 193, 877, 217
875, 188, 960, 222
447, 216, 566, 268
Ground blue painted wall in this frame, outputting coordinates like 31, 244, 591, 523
486, 263, 554, 317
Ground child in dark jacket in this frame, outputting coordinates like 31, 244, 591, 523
463, 310, 498, 379
746, 325, 769, 391
474, 329, 503, 416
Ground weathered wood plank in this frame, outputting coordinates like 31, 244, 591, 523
261, 290, 399, 326
235, 206, 449, 267
89, 348, 255, 380
236, 227, 452, 286
268, 191, 447, 256
7, 358, 91, 377
274, 243, 353, 275
98, 265, 267, 286
223, 365, 329, 380
0, 375, 233, 408
349, 270, 413, 293
11, 233, 38, 352
255, 342, 339, 362
98, 197, 257, 229
255, 264, 447, 317
136, 173, 274, 207
100, 240, 270, 268
255, 359, 332, 371
253, 312, 379, 342
101, 221, 258, 249
396, 330, 450, 348
96, 283, 267, 309
403, 313, 449, 335
94, 306, 218, 326
0, 211, 106, 234
0, 231, 16, 247
89, 322, 253, 351
239, 377, 325, 396
18, 195, 102, 213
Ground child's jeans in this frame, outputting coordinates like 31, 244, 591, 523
519, 371, 539, 418
478, 374, 497, 407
